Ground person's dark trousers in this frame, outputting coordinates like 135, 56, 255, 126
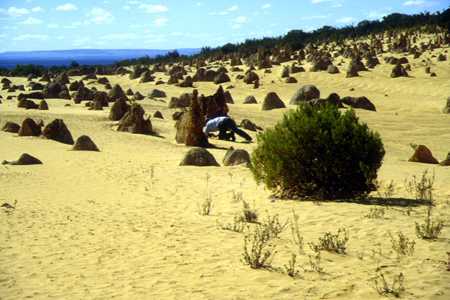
218, 118, 252, 141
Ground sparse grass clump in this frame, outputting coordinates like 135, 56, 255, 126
365, 207, 386, 219
242, 223, 277, 269
250, 104, 385, 199
373, 272, 405, 298
389, 231, 415, 257
309, 228, 349, 254
284, 253, 301, 278
217, 216, 245, 233
239, 199, 259, 223
197, 195, 213, 216
290, 210, 304, 255
415, 207, 444, 240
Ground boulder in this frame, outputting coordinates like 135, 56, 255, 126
391, 64, 408, 78
341, 96, 376, 111
2, 122, 20, 133
43, 82, 67, 98
214, 72, 231, 84
139, 71, 154, 83
280, 66, 290, 78
18, 99, 39, 109
117, 103, 153, 135
243, 71, 259, 84
290, 85, 320, 105
153, 111, 164, 119
97, 77, 109, 85
439, 152, 450, 166
408, 145, 439, 164
18, 118, 41, 136
38, 100, 49, 110
179, 148, 219, 167
169, 93, 191, 109
243, 96, 257, 104
2, 153, 42, 166
42, 119, 74, 145
178, 76, 194, 88
443, 97, 450, 114
133, 91, 145, 101
149, 89, 167, 98
18, 92, 45, 101
109, 98, 130, 121
175, 90, 209, 147
72, 135, 100, 151
73, 86, 95, 103
327, 65, 340, 74
68, 80, 83, 91
240, 119, 262, 132
108, 84, 127, 101
262, 92, 285, 110
223, 148, 251, 167
285, 77, 298, 83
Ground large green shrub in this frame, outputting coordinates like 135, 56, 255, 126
251, 104, 385, 199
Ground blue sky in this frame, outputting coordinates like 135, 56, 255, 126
0, 0, 448, 52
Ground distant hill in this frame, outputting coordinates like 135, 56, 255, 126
0, 48, 200, 69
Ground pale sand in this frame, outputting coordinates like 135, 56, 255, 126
1, 48, 450, 299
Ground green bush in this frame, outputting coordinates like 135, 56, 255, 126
250, 104, 385, 199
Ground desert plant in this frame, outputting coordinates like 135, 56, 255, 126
365, 207, 386, 219
198, 195, 213, 216
261, 214, 288, 239
242, 223, 276, 269
308, 249, 324, 273
373, 272, 405, 298
415, 206, 444, 240
309, 228, 349, 254
217, 215, 246, 233
239, 199, 258, 223
232, 190, 243, 203
290, 210, 304, 254
284, 253, 301, 278
251, 104, 385, 199
389, 231, 415, 256
405, 170, 434, 202
375, 179, 395, 201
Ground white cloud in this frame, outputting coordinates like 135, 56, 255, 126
31, 6, 44, 13
13, 34, 48, 41
72, 37, 91, 47
232, 16, 248, 29
403, 0, 435, 7
311, 0, 333, 3
87, 8, 114, 24
154, 17, 168, 27
56, 3, 78, 12
261, 3, 271, 9
139, 4, 168, 13
196, 2, 203, 6
228, 5, 239, 12
47, 23, 59, 28
300, 15, 329, 20
337, 17, 355, 24
64, 21, 82, 29
6, 7, 30, 17
123, 5, 131, 10
21, 17, 43, 25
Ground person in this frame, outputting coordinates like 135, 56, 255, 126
203, 116, 252, 142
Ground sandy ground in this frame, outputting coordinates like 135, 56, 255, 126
1, 46, 450, 299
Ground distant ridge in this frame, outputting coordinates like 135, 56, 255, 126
0, 48, 200, 69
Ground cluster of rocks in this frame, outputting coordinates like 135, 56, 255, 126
180, 147, 250, 167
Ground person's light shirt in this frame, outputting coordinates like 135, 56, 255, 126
203, 116, 229, 135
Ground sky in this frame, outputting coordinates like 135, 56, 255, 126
0, 0, 448, 52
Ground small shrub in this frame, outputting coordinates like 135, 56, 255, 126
389, 231, 415, 256
405, 170, 434, 202
239, 199, 258, 223
309, 228, 349, 254
290, 210, 304, 254
250, 104, 385, 199
308, 249, 324, 273
415, 206, 444, 240
217, 215, 246, 233
242, 223, 276, 269
284, 253, 301, 278
198, 195, 213, 216
373, 272, 405, 298
261, 214, 288, 239
365, 207, 386, 219
375, 179, 395, 201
